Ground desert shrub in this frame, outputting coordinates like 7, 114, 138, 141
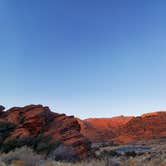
18, 115, 26, 123
1, 135, 61, 155
27, 134, 61, 154
125, 151, 137, 157
19, 136, 38, 147
100, 150, 121, 158
67, 158, 121, 166
0, 146, 43, 166
1, 139, 21, 153
35, 139, 61, 155
0, 122, 16, 143
123, 152, 166, 166
48, 144, 77, 162
0, 137, 35, 153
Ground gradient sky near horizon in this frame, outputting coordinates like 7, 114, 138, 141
1, 0, 166, 119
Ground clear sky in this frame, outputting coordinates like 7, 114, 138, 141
1, 0, 166, 119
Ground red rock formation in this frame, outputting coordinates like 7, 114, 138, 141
1, 104, 165, 155
78, 112, 166, 144
114, 111, 166, 143
0, 105, 90, 158
78, 116, 132, 142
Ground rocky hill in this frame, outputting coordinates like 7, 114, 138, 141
77, 116, 132, 142
115, 112, 166, 143
78, 112, 166, 144
0, 105, 91, 159
0, 104, 165, 159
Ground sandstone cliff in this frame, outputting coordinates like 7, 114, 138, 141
78, 112, 166, 144
0, 105, 90, 159
115, 111, 166, 143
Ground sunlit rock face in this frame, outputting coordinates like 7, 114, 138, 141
0, 105, 91, 159
115, 112, 166, 143
78, 112, 166, 144
78, 116, 133, 142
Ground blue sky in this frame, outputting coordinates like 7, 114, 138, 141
1, 0, 166, 118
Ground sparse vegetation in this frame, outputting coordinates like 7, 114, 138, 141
125, 151, 137, 157
100, 150, 121, 158
0, 122, 16, 144
0, 134, 61, 154
18, 115, 26, 123
0, 145, 165, 166
0, 132, 166, 166
48, 144, 77, 162
0, 146, 43, 166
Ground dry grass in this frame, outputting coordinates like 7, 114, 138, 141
0, 156, 165, 166
0, 138, 165, 166
123, 152, 166, 166
0, 146, 43, 166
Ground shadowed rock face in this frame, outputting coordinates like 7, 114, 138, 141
78, 112, 166, 144
0, 105, 91, 158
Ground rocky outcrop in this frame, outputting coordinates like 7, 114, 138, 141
114, 111, 166, 143
0, 104, 165, 155
0, 105, 90, 158
78, 116, 133, 142
78, 112, 166, 144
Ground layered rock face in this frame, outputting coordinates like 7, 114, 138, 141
78, 112, 166, 144
0, 105, 90, 158
115, 112, 166, 143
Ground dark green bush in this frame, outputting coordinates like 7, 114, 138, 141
0, 122, 16, 143
35, 141, 61, 154
1, 134, 61, 155
0, 122, 16, 131
34, 135, 61, 154
100, 150, 121, 158
18, 115, 26, 123
0, 122, 62, 158
125, 151, 137, 157
1, 139, 21, 153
